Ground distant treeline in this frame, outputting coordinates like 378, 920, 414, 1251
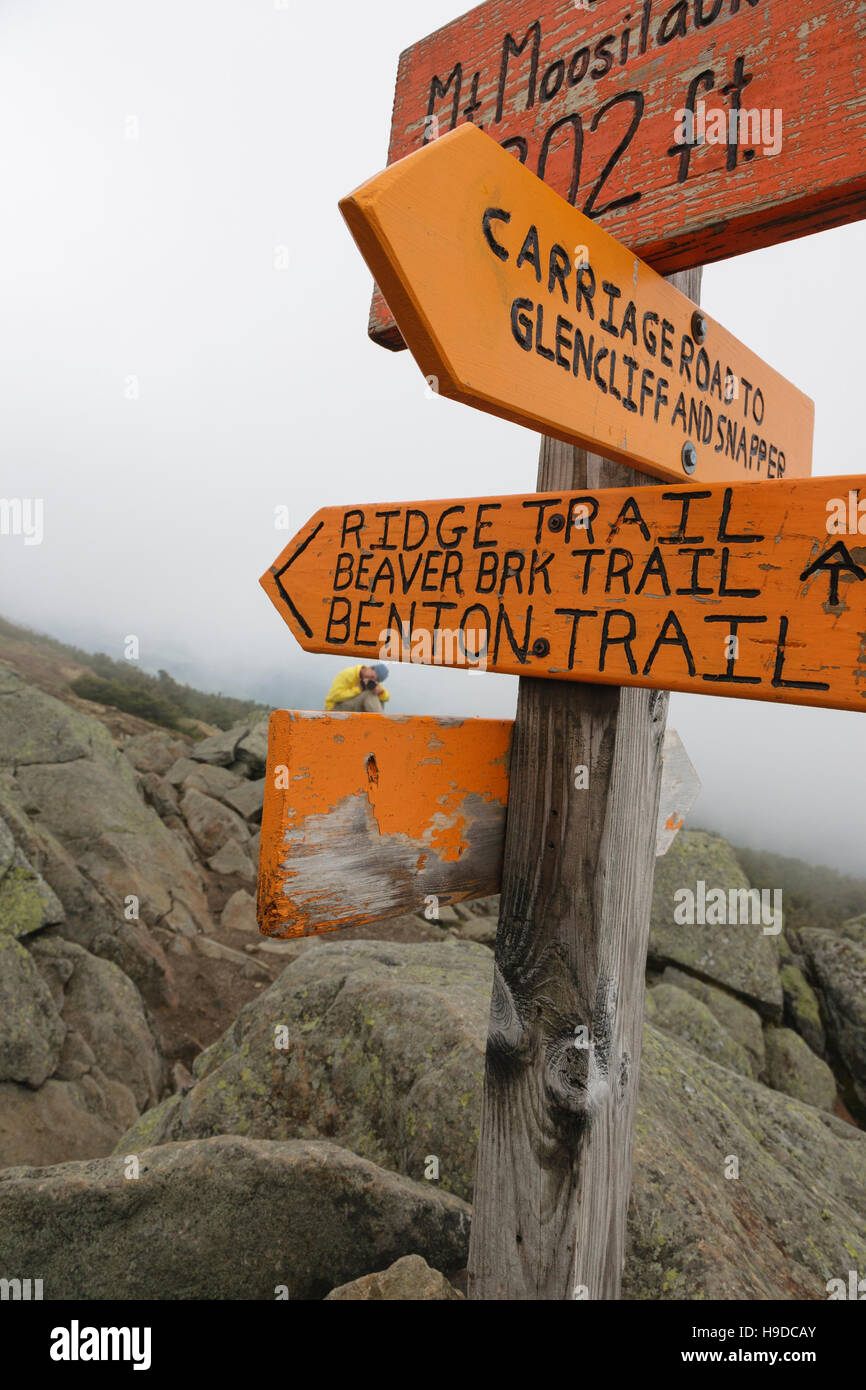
735, 845, 866, 934
0, 615, 267, 733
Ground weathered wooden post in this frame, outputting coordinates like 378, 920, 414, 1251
467, 271, 701, 1302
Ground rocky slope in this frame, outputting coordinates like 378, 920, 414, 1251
0, 654, 863, 1299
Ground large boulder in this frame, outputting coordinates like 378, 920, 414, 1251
779, 958, 827, 1058
188, 727, 245, 767
115, 935, 866, 1299
624, 1024, 866, 1299
762, 1027, 836, 1112
325, 1254, 462, 1301
29, 937, 164, 1111
0, 1137, 470, 1299
799, 929, 866, 1112
0, 667, 211, 955
179, 788, 249, 859
0, 1072, 138, 1168
0, 928, 165, 1168
122, 731, 188, 777
649, 831, 783, 1015
656, 965, 765, 1077
0, 934, 66, 1087
118, 938, 491, 1202
645, 983, 753, 1079
0, 841, 65, 940
234, 720, 269, 776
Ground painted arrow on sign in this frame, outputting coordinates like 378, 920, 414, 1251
261, 475, 866, 713
368, 0, 866, 350
340, 124, 813, 485
257, 712, 701, 938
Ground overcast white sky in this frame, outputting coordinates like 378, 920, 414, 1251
0, 0, 863, 874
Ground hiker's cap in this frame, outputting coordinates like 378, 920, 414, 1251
373, 664, 389, 682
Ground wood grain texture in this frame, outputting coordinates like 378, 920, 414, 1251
342, 124, 813, 482
368, 0, 866, 348
257, 709, 510, 937
256, 713, 700, 937
466, 265, 701, 1301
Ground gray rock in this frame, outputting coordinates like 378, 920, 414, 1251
0, 663, 116, 765
166, 759, 244, 800
223, 778, 266, 823
645, 983, 754, 1078
763, 1027, 836, 1112
453, 916, 497, 949
123, 732, 188, 777
0, 844, 65, 939
659, 966, 765, 1077
234, 720, 269, 775
325, 1254, 462, 1300
92, 922, 178, 1011
29, 937, 164, 1110
13, 751, 210, 936
0, 1137, 470, 1299
118, 938, 491, 1202
779, 959, 826, 1058
138, 772, 180, 821
220, 890, 258, 933
189, 728, 245, 767
799, 929, 866, 1111
0, 935, 66, 1087
207, 840, 256, 882
0, 814, 15, 876
624, 1024, 866, 1299
649, 831, 783, 1015
180, 788, 249, 859
0, 1071, 139, 1168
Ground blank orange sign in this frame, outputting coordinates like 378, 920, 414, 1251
261, 475, 866, 714
258, 710, 510, 937
341, 125, 813, 486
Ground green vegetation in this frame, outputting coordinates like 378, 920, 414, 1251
69, 674, 186, 730
734, 845, 866, 934
0, 615, 267, 732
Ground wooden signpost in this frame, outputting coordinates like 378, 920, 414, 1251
341, 124, 814, 484
261, 474, 866, 714
257, 712, 699, 938
256, 0, 866, 1307
368, 0, 866, 350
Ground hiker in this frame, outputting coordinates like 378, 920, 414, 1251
324, 663, 390, 714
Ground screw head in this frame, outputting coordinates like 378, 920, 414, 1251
532, 638, 550, 658
548, 513, 565, 533
691, 310, 707, 344
681, 441, 698, 474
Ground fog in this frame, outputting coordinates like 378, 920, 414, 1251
0, 0, 863, 874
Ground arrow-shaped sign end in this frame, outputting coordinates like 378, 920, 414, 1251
260, 518, 327, 648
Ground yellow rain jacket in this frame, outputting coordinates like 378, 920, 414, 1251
324, 665, 390, 712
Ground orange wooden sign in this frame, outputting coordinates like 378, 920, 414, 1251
258, 710, 510, 937
340, 124, 813, 485
368, 0, 866, 350
257, 714, 699, 937
261, 475, 866, 714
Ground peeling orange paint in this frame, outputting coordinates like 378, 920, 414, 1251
257, 710, 512, 938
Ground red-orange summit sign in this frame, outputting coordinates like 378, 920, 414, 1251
369, 0, 866, 349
